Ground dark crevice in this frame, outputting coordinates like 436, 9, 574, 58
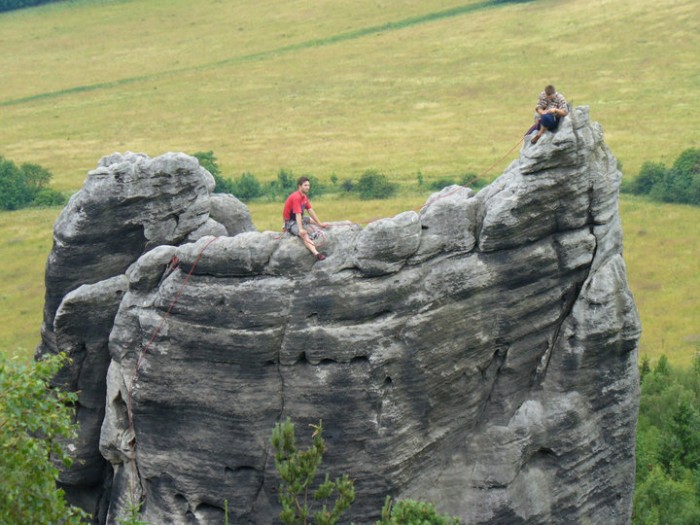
535, 234, 599, 386
475, 346, 509, 424
351, 355, 369, 365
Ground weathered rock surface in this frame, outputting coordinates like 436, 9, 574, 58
39, 108, 641, 524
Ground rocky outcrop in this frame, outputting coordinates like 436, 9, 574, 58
39, 107, 641, 524
36, 151, 254, 520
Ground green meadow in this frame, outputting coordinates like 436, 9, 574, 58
1, 0, 698, 366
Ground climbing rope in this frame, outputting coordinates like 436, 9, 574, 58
125, 235, 220, 503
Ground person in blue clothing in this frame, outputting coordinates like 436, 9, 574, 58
530, 85, 568, 144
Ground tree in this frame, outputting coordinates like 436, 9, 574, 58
232, 172, 263, 201
634, 354, 700, 524
271, 418, 355, 525
633, 465, 700, 525
0, 156, 33, 210
271, 418, 462, 524
0, 0, 60, 13
629, 161, 666, 195
192, 150, 236, 194
378, 497, 462, 524
0, 156, 65, 210
358, 170, 397, 200
0, 353, 87, 524
627, 148, 700, 205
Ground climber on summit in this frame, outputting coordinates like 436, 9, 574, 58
283, 176, 329, 261
530, 84, 568, 144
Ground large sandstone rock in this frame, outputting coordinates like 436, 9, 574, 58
40, 108, 640, 524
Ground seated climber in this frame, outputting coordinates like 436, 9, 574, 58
283, 176, 329, 261
530, 84, 568, 144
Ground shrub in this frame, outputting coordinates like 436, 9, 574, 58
416, 171, 425, 187
627, 148, 700, 205
341, 179, 354, 192
0, 353, 88, 524
460, 172, 488, 190
0, 0, 60, 13
267, 168, 298, 198
33, 188, 67, 207
271, 418, 355, 524
0, 156, 33, 210
232, 172, 262, 201
192, 150, 237, 194
378, 497, 462, 524
0, 156, 61, 210
429, 177, 457, 191
358, 170, 397, 200
629, 161, 666, 195
271, 418, 462, 524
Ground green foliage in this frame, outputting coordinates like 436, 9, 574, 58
0, 156, 59, 210
634, 353, 700, 524
429, 177, 458, 191
460, 172, 488, 190
634, 465, 700, 525
416, 171, 425, 187
0, 156, 33, 210
0, 352, 88, 524
0, 0, 59, 13
358, 170, 397, 200
117, 500, 150, 525
378, 496, 462, 524
192, 150, 237, 194
426, 172, 486, 192
626, 148, 700, 205
271, 418, 355, 525
32, 187, 67, 207
232, 172, 263, 201
628, 161, 667, 195
267, 168, 298, 199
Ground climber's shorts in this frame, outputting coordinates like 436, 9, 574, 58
540, 113, 561, 131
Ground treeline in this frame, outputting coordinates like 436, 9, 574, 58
633, 354, 700, 524
0, 0, 60, 13
193, 150, 486, 203
0, 155, 66, 210
623, 148, 700, 205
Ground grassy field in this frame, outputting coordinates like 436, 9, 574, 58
1, 0, 698, 189
1, 0, 699, 366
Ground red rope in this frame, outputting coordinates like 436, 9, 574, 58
125, 235, 220, 502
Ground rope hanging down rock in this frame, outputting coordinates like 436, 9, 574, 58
125, 235, 220, 502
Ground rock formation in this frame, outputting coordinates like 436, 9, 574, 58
38, 106, 641, 524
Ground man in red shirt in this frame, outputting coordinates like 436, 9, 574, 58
283, 176, 329, 260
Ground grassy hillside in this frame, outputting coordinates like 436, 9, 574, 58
1, 0, 698, 366
1, 0, 698, 189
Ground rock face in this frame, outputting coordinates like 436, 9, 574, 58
38, 108, 641, 525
